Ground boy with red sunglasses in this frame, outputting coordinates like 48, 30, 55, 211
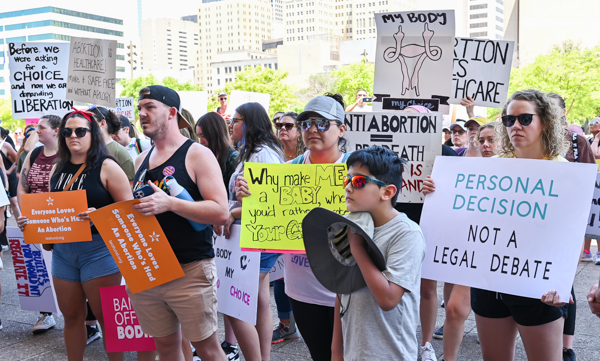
332, 146, 426, 360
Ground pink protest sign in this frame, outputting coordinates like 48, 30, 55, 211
100, 285, 156, 352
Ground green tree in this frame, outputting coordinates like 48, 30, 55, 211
487, 41, 600, 124
296, 73, 336, 105
330, 61, 375, 108
118, 75, 203, 119
0, 98, 25, 130
209, 66, 299, 117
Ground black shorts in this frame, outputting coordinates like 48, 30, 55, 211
471, 288, 567, 327
7, 172, 17, 198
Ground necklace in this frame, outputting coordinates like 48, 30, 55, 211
286, 153, 295, 159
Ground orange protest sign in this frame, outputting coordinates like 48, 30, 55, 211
89, 200, 185, 294
21, 190, 92, 244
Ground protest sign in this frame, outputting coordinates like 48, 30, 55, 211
420, 157, 597, 302
89, 200, 184, 294
178, 91, 208, 121
450, 38, 515, 108
585, 173, 600, 239
239, 162, 348, 252
66, 37, 117, 107
373, 10, 455, 113
114, 97, 135, 121
344, 112, 442, 203
21, 190, 91, 244
8, 42, 72, 118
269, 255, 285, 281
227, 90, 270, 117
214, 225, 260, 325
100, 285, 156, 352
8, 227, 60, 313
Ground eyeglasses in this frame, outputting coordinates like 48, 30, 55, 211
62, 127, 91, 138
501, 114, 536, 127
300, 117, 337, 132
343, 174, 388, 189
231, 117, 243, 126
275, 123, 295, 131
451, 129, 465, 135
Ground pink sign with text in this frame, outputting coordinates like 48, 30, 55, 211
100, 285, 156, 352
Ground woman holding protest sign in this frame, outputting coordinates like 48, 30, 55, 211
16, 115, 61, 335
225, 102, 283, 361
237, 93, 350, 361
424, 89, 570, 361
19, 109, 132, 361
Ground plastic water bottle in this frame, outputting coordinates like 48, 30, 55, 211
163, 176, 208, 231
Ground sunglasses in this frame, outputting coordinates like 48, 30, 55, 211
590, 120, 599, 126
62, 127, 91, 138
343, 174, 388, 189
501, 114, 536, 127
451, 129, 465, 135
219, 97, 227, 101
272, 116, 281, 123
300, 118, 337, 132
275, 122, 295, 131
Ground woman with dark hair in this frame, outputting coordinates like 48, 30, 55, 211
225, 102, 283, 361
237, 93, 350, 361
18, 109, 132, 361
16, 125, 37, 179
88, 106, 135, 183
196, 112, 239, 197
275, 112, 305, 161
16, 115, 61, 334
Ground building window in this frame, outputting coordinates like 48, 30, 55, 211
470, 4, 487, 10
496, 16, 503, 22
116, 67, 125, 72
0, 90, 5, 96
496, 0, 503, 4
470, 31, 488, 37
470, 13, 487, 19
496, 25, 503, 31
6, 36, 26, 42
470, 22, 487, 29
5, 20, 124, 37
27, 33, 71, 42
0, 6, 122, 25
496, 7, 503, 14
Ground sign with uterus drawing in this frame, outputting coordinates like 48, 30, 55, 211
373, 10, 455, 114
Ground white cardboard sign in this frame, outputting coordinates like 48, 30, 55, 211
227, 90, 270, 118
420, 157, 597, 302
268, 255, 285, 281
373, 10, 455, 114
213, 225, 260, 325
178, 91, 208, 122
66, 37, 117, 107
344, 112, 442, 203
585, 173, 600, 239
7, 227, 60, 313
450, 38, 515, 108
114, 97, 135, 121
8, 42, 72, 118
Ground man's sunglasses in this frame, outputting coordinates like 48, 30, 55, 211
501, 114, 536, 127
62, 127, 91, 138
451, 129, 465, 135
590, 120, 599, 126
300, 118, 337, 132
343, 174, 388, 189
275, 123, 295, 131
219, 97, 227, 101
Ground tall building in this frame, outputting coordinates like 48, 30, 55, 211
466, 0, 505, 40
270, 0, 284, 38
0, 5, 128, 98
212, 49, 277, 88
282, 0, 416, 45
140, 18, 199, 73
196, 0, 273, 91
505, 0, 600, 66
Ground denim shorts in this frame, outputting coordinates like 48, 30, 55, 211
52, 233, 120, 283
260, 252, 279, 273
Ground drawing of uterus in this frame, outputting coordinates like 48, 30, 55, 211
383, 23, 442, 96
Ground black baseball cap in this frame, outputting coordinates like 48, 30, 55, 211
139, 85, 188, 129
119, 115, 131, 129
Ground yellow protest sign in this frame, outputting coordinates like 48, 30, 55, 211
240, 162, 348, 252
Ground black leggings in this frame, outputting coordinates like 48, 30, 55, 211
289, 298, 334, 361
563, 287, 576, 336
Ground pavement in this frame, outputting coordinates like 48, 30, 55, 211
1, 213, 599, 360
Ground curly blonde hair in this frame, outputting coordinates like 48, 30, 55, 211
498, 89, 568, 158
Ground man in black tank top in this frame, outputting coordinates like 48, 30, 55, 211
128, 85, 229, 361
